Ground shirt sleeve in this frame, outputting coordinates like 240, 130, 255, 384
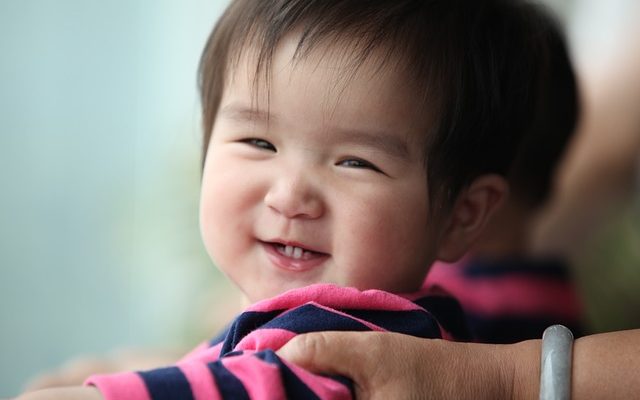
85, 349, 352, 400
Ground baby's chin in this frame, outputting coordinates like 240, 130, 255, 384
241, 282, 304, 304
241, 280, 338, 304
241, 279, 423, 305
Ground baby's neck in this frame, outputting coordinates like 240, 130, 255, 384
471, 202, 537, 259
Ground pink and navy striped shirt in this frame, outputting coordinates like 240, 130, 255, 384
85, 284, 468, 400
424, 257, 584, 343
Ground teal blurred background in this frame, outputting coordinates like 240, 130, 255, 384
1, 0, 639, 397
0, 1, 242, 396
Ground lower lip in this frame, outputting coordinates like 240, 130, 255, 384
261, 242, 329, 272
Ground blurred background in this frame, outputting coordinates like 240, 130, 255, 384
0, 0, 638, 397
0, 1, 241, 396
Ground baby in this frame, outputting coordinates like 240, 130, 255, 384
18, 0, 569, 399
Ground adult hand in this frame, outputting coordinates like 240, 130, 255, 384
278, 331, 539, 400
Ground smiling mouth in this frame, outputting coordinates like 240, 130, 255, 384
274, 243, 321, 260
261, 240, 329, 271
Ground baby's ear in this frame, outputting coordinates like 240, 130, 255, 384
436, 174, 508, 262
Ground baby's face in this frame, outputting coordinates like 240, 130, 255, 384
200, 36, 441, 302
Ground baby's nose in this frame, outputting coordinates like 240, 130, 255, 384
264, 174, 324, 220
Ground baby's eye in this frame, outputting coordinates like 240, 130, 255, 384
241, 138, 277, 152
337, 158, 383, 173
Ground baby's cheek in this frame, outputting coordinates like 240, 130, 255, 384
199, 186, 236, 257
199, 183, 220, 238
339, 203, 399, 269
343, 195, 431, 285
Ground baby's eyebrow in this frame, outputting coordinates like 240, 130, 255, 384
219, 103, 410, 159
220, 104, 273, 123
332, 128, 410, 160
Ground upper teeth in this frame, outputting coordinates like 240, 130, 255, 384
282, 245, 306, 259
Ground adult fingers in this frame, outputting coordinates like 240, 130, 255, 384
277, 331, 373, 373
279, 331, 391, 397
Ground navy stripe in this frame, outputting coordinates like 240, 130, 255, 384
412, 296, 472, 341
221, 310, 283, 354
255, 350, 323, 399
466, 314, 584, 344
463, 258, 571, 279
138, 367, 194, 400
208, 360, 250, 400
260, 304, 371, 334
344, 309, 443, 339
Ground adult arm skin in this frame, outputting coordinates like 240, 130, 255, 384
278, 329, 640, 399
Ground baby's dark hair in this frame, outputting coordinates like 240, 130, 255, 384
199, 0, 574, 211
506, 21, 579, 209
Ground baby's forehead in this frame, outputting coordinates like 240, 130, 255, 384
224, 35, 433, 147
229, 30, 413, 86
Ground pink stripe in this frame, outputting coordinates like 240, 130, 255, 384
248, 284, 422, 313
236, 328, 298, 351
222, 352, 286, 400
285, 359, 352, 400
425, 263, 582, 318
180, 342, 224, 364
177, 362, 222, 400
180, 342, 209, 362
85, 372, 150, 400
222, 351, 351, 400
304, 302, 388, 332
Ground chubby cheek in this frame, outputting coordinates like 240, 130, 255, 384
199, 156, 258, 272
337, 189, 433, 291
199, 176, 231, 270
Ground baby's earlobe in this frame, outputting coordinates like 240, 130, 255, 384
436, 175, 508, 261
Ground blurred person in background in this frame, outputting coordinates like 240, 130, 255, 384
532, 0, 640, 332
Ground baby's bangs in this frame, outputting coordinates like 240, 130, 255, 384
222, 0, 444, 113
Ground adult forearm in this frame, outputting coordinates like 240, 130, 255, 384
509, 329, 640, 399
572, 329, 640, 399
280, 329, 640, 399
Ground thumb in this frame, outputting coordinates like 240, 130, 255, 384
278, 331, 377, 378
